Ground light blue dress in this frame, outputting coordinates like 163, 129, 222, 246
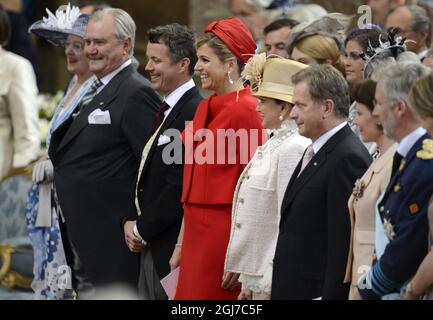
26, 76, 92, 300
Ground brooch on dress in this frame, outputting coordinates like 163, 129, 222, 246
417, 139, 433, 160
383, 218, 396, 241
352, 179, 365, 200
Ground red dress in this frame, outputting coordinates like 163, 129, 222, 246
175, 88, 265, 300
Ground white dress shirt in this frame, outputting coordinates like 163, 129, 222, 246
312, 122, 348, 154
95, 59, 132, 94
163, 79, 196, 120
397, 127, 427, 158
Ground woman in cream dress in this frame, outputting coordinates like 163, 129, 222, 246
344, 79, 397, 299
224, 55, 311, 300
0, 7, 39, 180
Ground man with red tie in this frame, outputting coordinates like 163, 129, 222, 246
122, 23, 202, 299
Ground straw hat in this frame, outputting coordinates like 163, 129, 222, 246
243, 55, 309, 104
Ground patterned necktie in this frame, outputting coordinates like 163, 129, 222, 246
80, 78, 103, 110
391, 152, 403, 177
151, 102, 170, 134
298, 145, 315, 177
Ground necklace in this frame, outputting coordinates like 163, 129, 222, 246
257, 120, 299, 159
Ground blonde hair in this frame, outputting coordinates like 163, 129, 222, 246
409, 73, 433, 118
197, 33, 244, 73
294, 34, 345, 75
197, 33, 235, 62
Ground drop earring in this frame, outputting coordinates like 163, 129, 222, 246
228, 71, 234, 85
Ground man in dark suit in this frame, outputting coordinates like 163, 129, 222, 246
271, 64, 371, 300
358, 63, 432, 300
122, 24, 202, 299
48, 8, 160, 296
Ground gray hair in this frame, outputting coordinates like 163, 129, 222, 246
287, 4, 328, 25
408, 5, 432, 47
147, 24, 197, 76
377, 62, 431, 105
426, 49, 433, 59
292, 64, 350, 119
91, 8, 136, 55
367, 51, 421, 81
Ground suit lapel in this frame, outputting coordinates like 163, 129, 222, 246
281, 125, 352, 216
56, 65, 134, 153
139, 87, 200, 180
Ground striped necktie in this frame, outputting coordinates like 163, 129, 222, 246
80, 78, 103, 110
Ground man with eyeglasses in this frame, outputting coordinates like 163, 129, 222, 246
358, 62, 433, 300
48, 8, 160, 299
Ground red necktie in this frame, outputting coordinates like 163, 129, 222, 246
152, 102, 170, 134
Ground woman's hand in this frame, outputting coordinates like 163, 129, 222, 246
221, 271, 241, 291
169, 245, 182, 271
238, 289, 253, 300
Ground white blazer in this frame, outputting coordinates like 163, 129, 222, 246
0, 50, 39, 179
225, 121, 310, 292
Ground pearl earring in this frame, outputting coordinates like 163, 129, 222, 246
279, 114, 284, 121
228, 71, 234, 85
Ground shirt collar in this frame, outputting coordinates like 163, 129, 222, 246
312, 122, 347, 154
99, 59, 132, 86
164, 79, 196, 108
397, 127, 427, 157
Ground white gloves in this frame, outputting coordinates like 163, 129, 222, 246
32, 160, 54, 184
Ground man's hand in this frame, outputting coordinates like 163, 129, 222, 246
124, 221, 144, 253
221, 271, 241, 291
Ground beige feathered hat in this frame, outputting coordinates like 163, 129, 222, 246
243, 54, 309, 104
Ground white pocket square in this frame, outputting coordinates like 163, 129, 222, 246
158, 135, 171, 146
88, 109, 111, 125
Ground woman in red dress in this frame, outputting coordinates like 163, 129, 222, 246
171, 17, 264, 300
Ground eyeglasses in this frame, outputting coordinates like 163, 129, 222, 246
344, 51, 366, 61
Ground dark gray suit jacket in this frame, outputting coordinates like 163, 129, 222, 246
136, 86, 202, 279
49, 65, 160, 288
272, 125, 371, 300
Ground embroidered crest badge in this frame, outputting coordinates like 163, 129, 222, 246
409, 203, 420, 215
417, 139, 433, 160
